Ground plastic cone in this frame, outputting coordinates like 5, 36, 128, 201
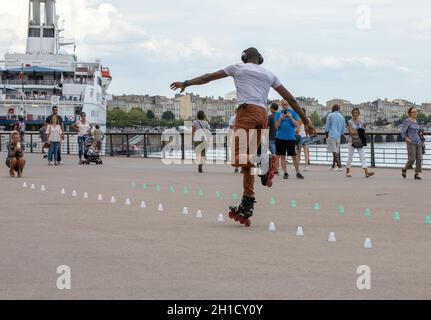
296, 226, 304, 237
31, 184, 35, 190
83, 192, 89, 199
338, 206, 345, 214
183, 187, 188, 194
22, 182, 27, 188
142, 183, 148, 190
110, 196, 116, 204
268, 222, 276, 232
269, 197, 276, 206
169, 186, 175, 193
182, 207, 189, 215
97, 194, 103, 201
217, 213, 224, 222
41, 185, 46, 192
364, 238, 373, 249
72, 190, 77, 197
393, 212, 400, 221
291, 200, 297, 208
125, 198, 131, 206
140, 201, 146, 208
156, 184, 161, 191
61, 188, 66, 195
215, 192, 221, 199
314, 202, 320, 211
231, 193, 238, 201
364, 208, 371, 217
425, 215, 431, 225
131, 182, 136, 189
196, 210, 203, 219
157, 203, 164, 212
197, 189, 204, 197
328, 232, 336, 242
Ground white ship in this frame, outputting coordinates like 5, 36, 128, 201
0, 0, 111, 131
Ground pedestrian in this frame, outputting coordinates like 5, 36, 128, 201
296, 108, 312, 172
274, 100, 304, 179
13, 116, 26, 143
401, 107, 423, 180
170, 47, 315, 224
192, 110, 210, 173
39, 122, 49, 159
345, 108, 374, 178
71, 112, 92, 165
45, 106, 65, 164
325, 104, 346, 171
5, 131, 25, 177
46, 115, 63, 166
268, 102, 281, 175
93, 125, 105, 151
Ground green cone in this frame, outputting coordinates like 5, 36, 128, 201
182, 187, 188, 194
142, 183, 148, 190
231, 193, 238, 201
131, 182, 136, 189
338, 206, 345, 215
156, 184, 161, 192
313, 202, 321, 211
269, 197, 276, 206
393, 211, 400, 221
364, 208, 371, 217
425, 215, 431, 225
197, 189, 204, 197
169, 186, 175, 193
215, 191, 221, 199
291, 200, 297, 208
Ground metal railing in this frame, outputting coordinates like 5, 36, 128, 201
0, 131, 429, 169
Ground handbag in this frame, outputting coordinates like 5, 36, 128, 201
352, 136, 364, 149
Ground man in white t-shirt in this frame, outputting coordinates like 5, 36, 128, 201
171, 47, 316, 224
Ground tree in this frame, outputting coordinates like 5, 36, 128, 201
107, 108, 128, 127
127, 108, 147, 126
209, 116, 225, 128
146, 110, 155, 119
162, 111, 175, 121
417, 112, 427, 125
310, 111, 323, 128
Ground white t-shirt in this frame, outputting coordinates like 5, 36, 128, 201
47, 124, 63, 142
223, 63, 282, 109
192, 120, 210, 142
75, 120, 92, 137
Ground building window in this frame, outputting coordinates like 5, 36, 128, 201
43, 28, 55, 37
29, 28, 40, 37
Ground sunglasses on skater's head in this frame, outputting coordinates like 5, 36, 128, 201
81, 113, 86, 117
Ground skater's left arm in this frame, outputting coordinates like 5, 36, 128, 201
170, 70, 228, 93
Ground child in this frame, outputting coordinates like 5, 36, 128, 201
93, 125, 104, 151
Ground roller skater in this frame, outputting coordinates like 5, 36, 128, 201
171, 47, 316, 227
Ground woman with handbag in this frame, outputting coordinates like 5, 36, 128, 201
345, 108, 374, 178
192, 110, 210, 173
401, 107, 423, 180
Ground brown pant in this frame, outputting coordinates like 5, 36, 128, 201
405, 142, 422, 173
231, 105, 268, 197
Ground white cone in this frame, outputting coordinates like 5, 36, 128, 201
41, 185, 46, 192
61, 188, 66, 195
110, 196, 116, 204
125, 198, 131, 206
182, 207, 189, 215
72, 190, 77, 197
83, 192, 89, 199
22, 182, 27, 188
157, 203, 164, 212
328, 232, 336, 242
296, 226, 304, 237
196, 210, 203, 219
97, 194, 103, 201
30, 184, 35, 190
364, 238, 373, 249
140, 201, 146, 208
268, 222, 276, 232
217, 213, 224, 222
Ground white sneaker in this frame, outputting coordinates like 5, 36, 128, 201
329, 166, 336, 170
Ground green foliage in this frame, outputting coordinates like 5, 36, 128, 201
310, 111, 323, 127
162, 111, 175, 121
146, 110, 155, 119
108, 108, 184, 128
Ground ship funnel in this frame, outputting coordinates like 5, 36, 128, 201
32, 0, 41, 25
45, 0, 54, 25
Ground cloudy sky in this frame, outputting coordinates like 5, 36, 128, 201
1, 0, 430, 104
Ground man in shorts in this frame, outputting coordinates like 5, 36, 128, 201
325, 104, 346, 171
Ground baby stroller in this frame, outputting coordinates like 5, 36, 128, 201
83, 136, 103, 165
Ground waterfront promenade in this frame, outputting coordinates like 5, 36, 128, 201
1, 154, 430, 299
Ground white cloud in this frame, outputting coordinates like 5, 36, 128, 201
413, 18, 431, 31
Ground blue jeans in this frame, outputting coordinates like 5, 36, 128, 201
269, 140, 276, 155
48, 142, 60, 162
78, 136, 87, 160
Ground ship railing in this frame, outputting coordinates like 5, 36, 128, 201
0, 131, 430, 169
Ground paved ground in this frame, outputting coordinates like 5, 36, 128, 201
0, 153, 430, 300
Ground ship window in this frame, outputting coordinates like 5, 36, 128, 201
29, 28, 40, 37
43, 28, 55, 38
97, 77, 102, 86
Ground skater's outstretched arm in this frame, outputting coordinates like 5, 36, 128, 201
275, 85, 317, 136
170, 70, 228, 93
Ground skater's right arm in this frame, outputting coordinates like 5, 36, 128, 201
170, 70, 228, 93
